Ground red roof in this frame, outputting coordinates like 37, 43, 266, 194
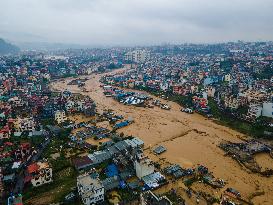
21, 143, 30, 149
27, 163, 39, 174
4, 142, 13, 146
72, 156, 93, 169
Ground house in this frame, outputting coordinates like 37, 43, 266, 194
246, 104, 262, 121
26, 161, 52, 187
77, 173, 104, 205
224, 96, 240, 109
14, 143, 32, 161
65, 100, 75, 112
0, 125, 11, 139
14, 117, 36, 132
72, 156, 94, 171
102, 176, 120, 191
54, 110, 67, 124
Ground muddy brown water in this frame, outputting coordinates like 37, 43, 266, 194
51, 66, 273, 205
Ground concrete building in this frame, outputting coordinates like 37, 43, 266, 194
125, 50, 150, 63
262, 102, 273, 118
14, 117, 36, 132
246, 104, 262, 120
224, 74, 232, 82
77, 173, 104, 205
134, 151, 154, 179
140, 190, 173, 205
54, 110, 67, 124
27, 162, 52, 187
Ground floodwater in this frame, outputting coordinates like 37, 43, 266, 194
51, 66, 273, 205
254, 153, 273, 171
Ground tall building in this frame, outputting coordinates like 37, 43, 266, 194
262, 102, 273, 118
54, 110, 67, 124
125, 50, 150, 63
134, 150, 154, 179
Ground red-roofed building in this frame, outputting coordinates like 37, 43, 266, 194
25, 161, 52, 187
0, 125, 11, 139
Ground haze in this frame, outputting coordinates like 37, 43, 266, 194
1, 0, 273, 46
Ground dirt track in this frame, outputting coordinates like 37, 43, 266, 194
51, 67, 273, 205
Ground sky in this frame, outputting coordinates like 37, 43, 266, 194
0, 0, 273, 46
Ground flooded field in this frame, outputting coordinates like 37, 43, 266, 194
51, 67, 273, 204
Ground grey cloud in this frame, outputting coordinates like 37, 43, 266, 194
0, 0, 273, 45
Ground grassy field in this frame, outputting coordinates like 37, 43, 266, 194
23, 161, 77, 205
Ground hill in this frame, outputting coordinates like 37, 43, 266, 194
0, 38, 20, 55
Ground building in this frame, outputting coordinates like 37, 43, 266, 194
224, 74, 232, 82
134, 151, 154, 179
26, 161, 52, 187
246, 104, 262, 121
14, 117, 36, 132
262, 102, 273, 118
140, 190, 173, 205
54, 110, 67, 124
224, 96, 239, 109
77, 173, 104, 205
125, 50, 150, 63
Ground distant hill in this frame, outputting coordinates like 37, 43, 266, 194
0, 38, 20, 55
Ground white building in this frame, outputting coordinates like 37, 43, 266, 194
134, 151, 154, 179
125, 50, 150, 63
65, 100, 75, 111
246, 104, 262, 120
224, 74, 232, 82
77, 173, 104, 205
27, 162, 52, 187
54, 110, 67, 124
262, 102, 273, 118
14, 117, 36, 132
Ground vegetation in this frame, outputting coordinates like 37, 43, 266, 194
253, 65, 273, 80
23, 164, 77, 204
208, 98, 273, 137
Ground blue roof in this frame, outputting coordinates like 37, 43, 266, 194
106, 164, 118, 177
114, 121, 129, 129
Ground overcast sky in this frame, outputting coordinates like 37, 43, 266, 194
0, 0, 273, 46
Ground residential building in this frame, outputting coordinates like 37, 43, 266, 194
246, 104, 262, 120
54, 110, 67, 124
140, 190, 173, 205
125, 50, 150, 63
262, 102, 273, 118
224, 74, 232, 82
77, 173, 104, 205
14, 117, 36, 132
134, 151, 154, 179
26, 161, 53, 187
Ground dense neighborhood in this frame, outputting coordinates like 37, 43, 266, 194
0, 42, 272, 205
